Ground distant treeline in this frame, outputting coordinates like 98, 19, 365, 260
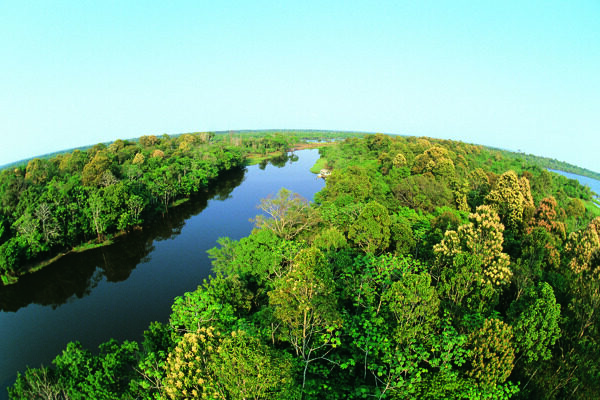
0, 130, 364, 171
5, 130, 595, 178
495, 148, 600, 181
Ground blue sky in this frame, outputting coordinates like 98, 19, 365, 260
1, 1, 599, 172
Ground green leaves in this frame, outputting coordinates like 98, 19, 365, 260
348, 201, 391, 254
467, 318, 515, 388
10, 339, 141, 400
253, 188, 320, 241
508, 282, 561, 364
385, 272, 440, 345
9, 133, 600, 399
169, 275, 243, 334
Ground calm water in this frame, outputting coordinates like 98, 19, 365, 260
548, 169, 600, 199
0, 149, 324, 398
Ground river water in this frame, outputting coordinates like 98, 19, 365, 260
0, 149, 324, 398
548, 169, 600, 199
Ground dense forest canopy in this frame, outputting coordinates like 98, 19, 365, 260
0, 131, 360, 285
0, 133, 245, 285
6, 133, 600, 399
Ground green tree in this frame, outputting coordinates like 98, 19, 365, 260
437, 252, 496, 317
384, 271, 440, 345
435, 205, 512, 288
253, 188, 319, 240
485, 170, 534, 229
318, 166, 373, 203
15, 339, 139, 400
508, 282, 561, 365
211, 330, 300, 399
390, 214, 416, 255
169, 274, 249, 335
8, 366, 68, 400
35, 202, 61, 245
467, 318, 515, 389
87, 192, 108, 242
348, 201, 391, 254
343, 254, 439, 399
268, 247, 341, 388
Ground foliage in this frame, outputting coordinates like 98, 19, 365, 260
9, 133, 600, 400
485, 170, 534, 229
467, 318, 515, 388
253, 188, 320, 240
268, 247, 341, 388
348, 201, 391, 254
411, 145, 456, 178
508, 282, 561, 364
0, 133, 248, 285
435, 205, 512, 287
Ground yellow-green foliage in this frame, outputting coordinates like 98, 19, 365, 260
566, 217, 600, 275
313, 226, 347, 251
132, 152, 145, 165
411, 145, 456, 177
467, 318, 515, 388
81, 151, 111, 186
164, 327, 221, 399
485, 170, 534, 228
392, 152, 407, 168
434, 205, 512, 286
469, 168, 490, 191
164, 327, 298, 400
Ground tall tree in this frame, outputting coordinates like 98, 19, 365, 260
268, 247, 341, 388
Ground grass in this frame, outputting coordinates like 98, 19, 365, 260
31, 239, 114, 272
586, 199, 600, 218
310, 157, 328, 174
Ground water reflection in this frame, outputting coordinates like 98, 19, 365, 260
258, 152, 299, 169
0, 149, 325, 400
0, 166, 245, 313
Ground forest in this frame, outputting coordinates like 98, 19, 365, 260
0, 130, 354, 285
5, 133, 600, 399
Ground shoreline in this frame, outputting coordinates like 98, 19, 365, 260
2, 145, 319, 286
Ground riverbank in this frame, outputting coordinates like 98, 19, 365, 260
310, 157, 328, 174
0, 148, 325, 399
1, 144, 327, 286
1, 174, 238, 286
246, 142, 334, 165
548, 168, 600, 217
1, 229, 129, 286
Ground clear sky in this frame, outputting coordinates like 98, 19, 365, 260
1, 1, 599, 172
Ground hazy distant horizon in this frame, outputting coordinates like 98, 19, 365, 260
2, 129, 599, 177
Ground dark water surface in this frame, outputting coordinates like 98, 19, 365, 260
0, 149, 324, 398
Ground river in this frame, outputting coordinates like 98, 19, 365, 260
0, 149, 325, 398
548, 169, 600, 199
